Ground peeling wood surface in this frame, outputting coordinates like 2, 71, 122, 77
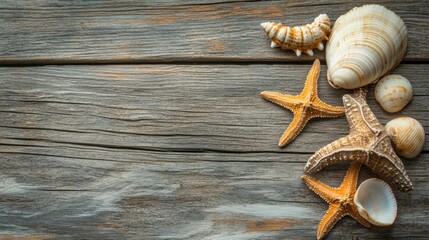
1, 1, 428, 239
0, 0, 428, 64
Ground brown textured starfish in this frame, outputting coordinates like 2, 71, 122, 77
304, 88, 413, 192
261, 59, 345, 147
302, 162, 371, 240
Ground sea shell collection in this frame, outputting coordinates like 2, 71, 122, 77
259, 4, 425, 239
304, 88, 413, 192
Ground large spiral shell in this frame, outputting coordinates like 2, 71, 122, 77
261, 14, 331, 57
326, 5, 408, 89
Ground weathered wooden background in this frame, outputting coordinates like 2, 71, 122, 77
0, 1, 428, 239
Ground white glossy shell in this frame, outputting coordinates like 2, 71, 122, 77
326, 4, 407, 89
261, 14, 330, 57
354, 178, 397, 226
385, 117, 425, 158
375, 75, 413, 113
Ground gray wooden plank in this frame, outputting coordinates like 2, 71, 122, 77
0, 64, 428, 239
0, 0, 428, 63
0, 64, 427, 153
0, 152, 427, 239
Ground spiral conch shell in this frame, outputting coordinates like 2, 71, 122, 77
326, 5, 408, 89
375, 75, 413, 113
385, 117, 425, 158
261, 14, 331, 57
354, 178, 397, 226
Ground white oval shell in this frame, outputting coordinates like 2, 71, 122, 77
354, 178, 397, 226
375, 75, 413, 113
385, 117, 425, 158
261, 14, 330, 57
326, 5, 407, 89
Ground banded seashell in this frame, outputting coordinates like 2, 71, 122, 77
326, 5, 407, 89
261, 14, 331, 57
385, 117, 425, 158
354, 178, 397, 226
374, 74, 413, 113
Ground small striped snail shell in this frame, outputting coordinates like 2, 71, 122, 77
261, 14, 331, 57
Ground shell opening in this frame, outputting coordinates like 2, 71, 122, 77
354, 178, 397, 226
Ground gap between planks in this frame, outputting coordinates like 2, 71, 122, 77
0, 59, 428, 67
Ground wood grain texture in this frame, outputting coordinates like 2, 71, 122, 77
0, 0, 428, 64
0, 64, 428, 239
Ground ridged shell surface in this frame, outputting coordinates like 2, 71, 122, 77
385, 117, 425, 158
261, 14, 330, 57
375, 75, 413, 113
326, 5, 407, 89
354, 178, 397, 226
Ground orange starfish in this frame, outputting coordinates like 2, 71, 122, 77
301, 162, 371, 240
261, 59, 344, 147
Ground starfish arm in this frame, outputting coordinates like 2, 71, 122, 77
301, 175, 340, 203
370, 154, 413, 192
339, 162, 362, 196
260, 91, 301, 111
342, 93, 383, 135
300, 59, 320, 99
348, 205, 372, 229
278, 109, 309, 147
352, 87, 368, 99
304, 135, 369, 174
370, 136, 413, 191
312, 98, 345, 117
317, 204, 346, 240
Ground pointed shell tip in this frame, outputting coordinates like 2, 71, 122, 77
260, 22, 269, 29
270, 41, 278, 48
